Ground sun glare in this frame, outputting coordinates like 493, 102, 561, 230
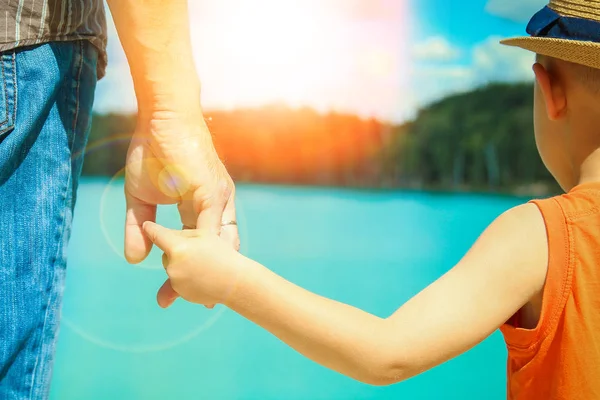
188, 0, 409, 121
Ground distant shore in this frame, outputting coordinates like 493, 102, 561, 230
83, 82, 557, 198
79, 175, 557, 199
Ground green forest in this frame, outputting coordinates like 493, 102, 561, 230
82, 82, 559, 196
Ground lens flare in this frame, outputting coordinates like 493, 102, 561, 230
157, 163, 191, 199
61, 306, 227, 353
65, 135, 249, 352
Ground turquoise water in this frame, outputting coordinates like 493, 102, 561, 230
50, 179, 527, 399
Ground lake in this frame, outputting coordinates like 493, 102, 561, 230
49, 179, 527, 399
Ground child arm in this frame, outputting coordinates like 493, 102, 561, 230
224, 204, 548, 385
143, 203, 548, 385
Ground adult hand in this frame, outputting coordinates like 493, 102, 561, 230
124, 109, 240, 269
107, 0, 240, 305
142, 220, 244, 309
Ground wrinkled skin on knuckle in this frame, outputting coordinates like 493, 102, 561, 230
192, 180, 229, 213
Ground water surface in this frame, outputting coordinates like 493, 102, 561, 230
50, 179, 526, 399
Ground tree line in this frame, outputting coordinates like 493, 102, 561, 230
82, 82, 559, 195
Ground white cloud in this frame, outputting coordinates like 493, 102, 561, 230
408, 66, 473, 112
417, 66, 473, 79
485, 0, 546, 22
471, 35, 535, 84
408, 35, 535, 111
95, 32, 535, 122
412, 37, 460, 61
93, 3, 535, 122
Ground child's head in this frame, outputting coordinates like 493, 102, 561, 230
532, 54, 600, 191
500, 0, 600, 191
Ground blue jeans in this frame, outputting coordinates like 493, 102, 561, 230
0, 42, 97, 399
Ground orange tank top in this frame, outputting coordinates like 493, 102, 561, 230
500, 182, 600, 399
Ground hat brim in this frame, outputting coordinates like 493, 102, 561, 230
501, 37, 600, 70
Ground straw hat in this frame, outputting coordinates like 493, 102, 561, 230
501, 0, 600, 69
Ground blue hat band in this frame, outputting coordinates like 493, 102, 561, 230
527, 6, 600, 43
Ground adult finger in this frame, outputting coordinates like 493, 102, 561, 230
157, 279, 178, 308
124, 192, 157, 264
220, 190, 240, 251
178, 199, 197, 230
194, 180, 230, 234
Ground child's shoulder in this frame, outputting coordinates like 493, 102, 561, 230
494, 202, 545, 234
527, 183, 600, 228
473, 202, 548, 278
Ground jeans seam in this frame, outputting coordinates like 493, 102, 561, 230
12, 51, 17, 125
27, 41, 84, 400
0, 55, 6, 127
0, 52, 17, 137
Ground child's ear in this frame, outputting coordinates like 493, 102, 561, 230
533, 62, 567, 121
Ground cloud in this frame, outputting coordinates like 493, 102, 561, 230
409, 66, 473, 112
471, 35, 535, 84
412, 37, 460, 61
408, 35, 534, 111
93, 2, 535, 122
485, 0, 546, 22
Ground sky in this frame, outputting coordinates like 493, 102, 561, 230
94, 0, 548, 123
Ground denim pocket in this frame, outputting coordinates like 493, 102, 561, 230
0, 51, 17, 137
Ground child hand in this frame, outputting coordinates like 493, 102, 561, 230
142, 221, 244, 308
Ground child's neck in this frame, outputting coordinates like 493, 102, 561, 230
568, 110, 600, 189
576, 147, 600, 187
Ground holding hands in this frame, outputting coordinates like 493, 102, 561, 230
142, 208, 244, 308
